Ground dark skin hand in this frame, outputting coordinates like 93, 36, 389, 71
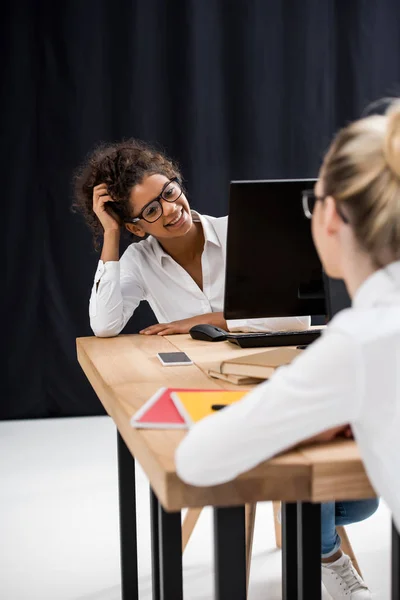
140, 312, 228, 336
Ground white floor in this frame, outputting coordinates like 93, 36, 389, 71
0, 416, 392, 600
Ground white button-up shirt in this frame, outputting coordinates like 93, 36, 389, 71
89, 212, 310, 337
176, 261, 400, 530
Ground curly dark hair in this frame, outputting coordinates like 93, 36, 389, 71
72, 138, 182, 249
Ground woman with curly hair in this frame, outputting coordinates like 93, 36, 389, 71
73, 139, 310, 337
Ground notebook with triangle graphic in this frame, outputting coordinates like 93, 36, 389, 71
170, 389, 249, 427
130, 387, 217, 429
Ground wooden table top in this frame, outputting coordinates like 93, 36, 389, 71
76, 333, 376, 511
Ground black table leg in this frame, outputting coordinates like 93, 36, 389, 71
117, 431, 139, 600
297, 502, 321, 600
214, 506, 246, 600
150, 488, 161, 600
282, 502, 298, 600
392, 520, 400, 600
158, 501, 183, 600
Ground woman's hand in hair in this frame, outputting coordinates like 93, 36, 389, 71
93, 183, 121, 233
140, 312, 228, 336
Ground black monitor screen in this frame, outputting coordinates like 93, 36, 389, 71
323, 274, 352, 320
223, 179, 327, 320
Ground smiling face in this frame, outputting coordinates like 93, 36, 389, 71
124, 173, 193, 240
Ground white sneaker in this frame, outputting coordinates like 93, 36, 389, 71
322, 553, 372, 599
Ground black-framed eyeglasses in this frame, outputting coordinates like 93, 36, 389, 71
128, 178, 183, 224
301, 189, 323, 219
301, 189, 349, 223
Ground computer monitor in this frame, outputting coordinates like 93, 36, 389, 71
223, 178, 326, 320
323, 274, 352, 319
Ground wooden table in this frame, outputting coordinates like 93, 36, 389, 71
76, 333, 398, 600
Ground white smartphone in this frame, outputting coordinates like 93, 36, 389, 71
157, 351, 193, 367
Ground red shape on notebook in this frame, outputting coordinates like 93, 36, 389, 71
131, 387, 216, 429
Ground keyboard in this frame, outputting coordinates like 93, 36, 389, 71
226, 329, 322, 348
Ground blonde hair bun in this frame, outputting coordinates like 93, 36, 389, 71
384, 102, 400, 179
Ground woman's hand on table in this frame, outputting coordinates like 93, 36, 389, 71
301, 425, 354, 446
139, 312, 228, 336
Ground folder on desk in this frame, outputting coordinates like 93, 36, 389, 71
130, 387, 216, 429
170, 389, 249, 427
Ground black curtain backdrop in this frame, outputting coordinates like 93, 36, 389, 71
4, 0, 400, 419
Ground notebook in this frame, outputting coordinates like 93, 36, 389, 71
218, 347, 302, 380
130, 387, 185, 429
171, 389, 249, 427
130, 387, 216, 429
207, 369, 262, 386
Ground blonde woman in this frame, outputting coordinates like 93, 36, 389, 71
176, 101, 400, 598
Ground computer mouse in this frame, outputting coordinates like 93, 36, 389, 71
189, 324, 229, 342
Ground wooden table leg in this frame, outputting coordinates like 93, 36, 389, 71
273, 501, 282, 548
337, 525, 362, 577
297, 502, 321, 600
117, 432, 139, 600
245, 503, 257, 592
214, 506, 247, 600
182, 508, 202, 552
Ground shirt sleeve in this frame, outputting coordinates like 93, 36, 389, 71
175, 330, 363, 486
89, 256, 145, 337
226, 315, 311, 332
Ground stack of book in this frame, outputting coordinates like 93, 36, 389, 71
208, 346, 302, 385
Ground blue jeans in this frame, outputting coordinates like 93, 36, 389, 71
321, 498, 379, 558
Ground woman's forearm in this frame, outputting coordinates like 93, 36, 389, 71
100, 230, 121, 263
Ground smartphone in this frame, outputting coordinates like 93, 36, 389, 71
157, 352, 193, 367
